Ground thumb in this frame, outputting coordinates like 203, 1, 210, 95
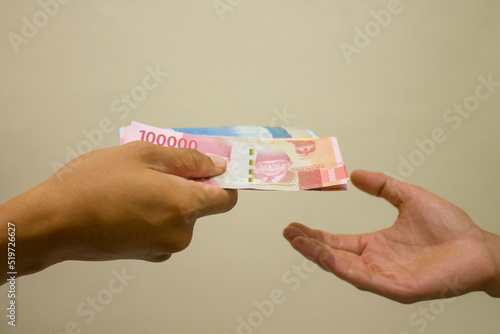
350, 169, 410, 208
146, 145, 228, 179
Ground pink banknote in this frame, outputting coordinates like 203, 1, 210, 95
121, 121, 348, 191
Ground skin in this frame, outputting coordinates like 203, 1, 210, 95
0, 141, 238, 284
283, 170, 500, 303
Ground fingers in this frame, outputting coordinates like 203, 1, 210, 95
284, 227, 374, 288
125, 141, 238, 220
283, 223, 365, 275
284, 223, 365, 255
126, 141, 228, 179
287, 236, 330, 271
162, 148, 227, 178
158, 171, 237, 221
283, 223, 372, 286
283, 223, 400, 299
187, 181, 238, 218
146, 144, 238, 217
350, 169, 408, 208
318, 250, 378, 291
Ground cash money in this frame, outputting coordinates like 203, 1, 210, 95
121, 121, 348, 191
119, 125, 318, 144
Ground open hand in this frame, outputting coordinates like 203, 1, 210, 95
283, 170, 500, 303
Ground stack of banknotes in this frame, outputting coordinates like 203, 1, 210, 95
120, 121, 348, 191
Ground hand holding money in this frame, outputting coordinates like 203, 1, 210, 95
120, 121, 349, 191
0, 141, 238, 284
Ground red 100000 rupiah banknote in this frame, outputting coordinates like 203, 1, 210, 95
121, 121, 348, 191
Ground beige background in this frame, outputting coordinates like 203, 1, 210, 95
1, 0, 500, 333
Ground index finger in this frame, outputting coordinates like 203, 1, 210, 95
169, 176, 238, 221
284, 223, 365, 255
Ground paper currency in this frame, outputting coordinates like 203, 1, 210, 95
121, 121, 348, 191
169, 126, 319, 139
119, 125, 318, 144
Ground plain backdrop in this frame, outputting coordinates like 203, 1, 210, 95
1, 1, 499, 333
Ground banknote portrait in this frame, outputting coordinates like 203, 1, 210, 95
254, 151, 297, 183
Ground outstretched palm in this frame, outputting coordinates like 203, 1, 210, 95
283, 170, 499, 303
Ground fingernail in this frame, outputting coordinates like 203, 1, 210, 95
210, 155, 227, 168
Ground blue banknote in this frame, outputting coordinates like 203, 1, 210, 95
169, 126, 318, 139
120, 125, 319, 145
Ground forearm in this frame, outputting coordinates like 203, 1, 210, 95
0, 182, 67, 285
483, 231, 500, 297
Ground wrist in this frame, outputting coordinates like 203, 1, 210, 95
483, 231, 500, 297
0, 180, 69, 282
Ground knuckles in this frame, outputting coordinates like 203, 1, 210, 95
172, 148, 206, 173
